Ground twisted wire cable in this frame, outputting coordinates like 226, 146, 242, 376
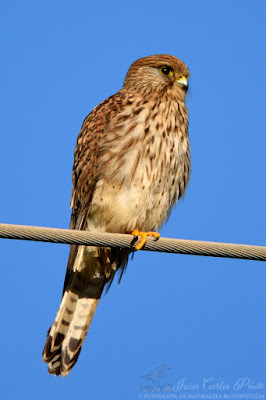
0, 223, 265, 261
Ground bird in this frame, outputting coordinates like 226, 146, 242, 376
141, 364, 170, 386
42, 54, 190, 377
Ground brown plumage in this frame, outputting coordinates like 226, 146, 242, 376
42, 54, 190, 377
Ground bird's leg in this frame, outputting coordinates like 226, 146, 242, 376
131, 230, 160, 250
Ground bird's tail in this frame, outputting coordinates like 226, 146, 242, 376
42, 246, 108, 377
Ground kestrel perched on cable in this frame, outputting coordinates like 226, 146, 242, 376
42, 54, 190, 376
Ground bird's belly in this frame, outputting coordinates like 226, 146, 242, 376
89, 182, 168, 233
88, 158, 181, 234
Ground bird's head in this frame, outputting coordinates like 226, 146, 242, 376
123, 54, 189, 99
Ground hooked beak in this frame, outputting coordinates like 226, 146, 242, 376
176, 76, 189, 92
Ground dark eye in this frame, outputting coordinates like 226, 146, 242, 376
159, 66, 174, 77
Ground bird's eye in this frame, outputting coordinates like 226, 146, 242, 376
159, 66, 174, 77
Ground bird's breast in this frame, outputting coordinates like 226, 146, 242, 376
89, 99, 190, 233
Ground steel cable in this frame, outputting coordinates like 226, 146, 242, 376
0, 223, 265, 261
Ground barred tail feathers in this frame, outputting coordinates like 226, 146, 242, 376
42, 246, 107, 377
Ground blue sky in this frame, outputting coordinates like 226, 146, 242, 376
0, 0, 265, 398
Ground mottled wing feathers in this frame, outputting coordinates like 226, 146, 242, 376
70, 94, 124, 230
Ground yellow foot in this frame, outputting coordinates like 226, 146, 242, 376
131, 230, 160, 250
